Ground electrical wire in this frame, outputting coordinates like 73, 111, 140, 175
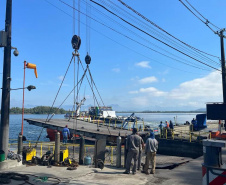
117, 0, 220, 59
184, 0, 221, 30
59, 0, 218, 72
81, 0, 218, 70
90, 0, 221, 72
44, 0, 214, 74
179, 0, 219, 34
100, 0, 221, 67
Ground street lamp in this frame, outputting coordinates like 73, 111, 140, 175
10, 85, 36, 91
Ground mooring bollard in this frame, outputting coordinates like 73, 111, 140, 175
124, 137, 127, 168
17, 133, 23, 155
79, 135, 85, 165
54, 132, 60, 162
116, 135, 121, 168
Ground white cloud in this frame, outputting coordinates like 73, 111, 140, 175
129, 90, 139, 94
140, 87, 167, 97
135, 61, 151, 69
112, 68, 120, 73
130, 76, 139, 81
128, 71, 223, 109
132, 96, 150, 106
168, 71, 222, 100
139, 76, 158, 84
58, 75, 64, 81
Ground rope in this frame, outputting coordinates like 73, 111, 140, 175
78, 0, 81, 36
73, 0, 75, 35
78, 57, 112, 136
35, 55, 74, 146
46, 55, 74, 121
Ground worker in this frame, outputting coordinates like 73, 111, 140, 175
159, 121, 163, 137
137, 134, 145, 171
165, 120, 169, 128
62, 125, 70, 144
191, 118, 196, 125
169, 120, 174, 130
123, 128, 141, 175
144, 132, 158, 174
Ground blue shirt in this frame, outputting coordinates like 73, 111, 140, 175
62, 127, 70, 137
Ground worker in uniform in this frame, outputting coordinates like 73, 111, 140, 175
144, 132, 158, 174
159, 121, 163, 137
123, 128, 141, 175
137, 134, 145, 171
169, 120, 174, 130
62, 125, 70, 144
165, 120, 169, 128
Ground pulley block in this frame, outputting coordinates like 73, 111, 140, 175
71, 35, 81, 50
85, 54, 91, 65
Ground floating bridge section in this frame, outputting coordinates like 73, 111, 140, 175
24, 118, 148, 143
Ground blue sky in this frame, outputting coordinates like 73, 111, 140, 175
0, 0, 226, 111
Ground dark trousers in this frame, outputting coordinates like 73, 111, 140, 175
63, 135, 68, 144
125, 150, 138, 173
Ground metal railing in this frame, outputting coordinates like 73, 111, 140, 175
8, 139, 123, 166
159, 126, 212, 142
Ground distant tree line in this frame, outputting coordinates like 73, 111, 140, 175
9, 106, 66, 114
117, 110, 206, 113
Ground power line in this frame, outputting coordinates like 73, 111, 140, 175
90, 0, 221, 72
184, 0, 220, 30
116, 0, 220, 60
95, 0, 221, 68
80, 0, 214, 70
44, 0, 214, 74
59, 0, 214, 72
179, 0, 220, 34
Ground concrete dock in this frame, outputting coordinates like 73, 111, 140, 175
1, 151, 220, 185
1, 147, 226, 185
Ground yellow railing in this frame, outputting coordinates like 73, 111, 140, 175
8, 139, 118, 165
159, 127, 211, 142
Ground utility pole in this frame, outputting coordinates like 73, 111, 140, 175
0, 0, 12, 157
220, 29, 226, 130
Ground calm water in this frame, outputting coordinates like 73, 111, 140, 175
8, 113, 200, 142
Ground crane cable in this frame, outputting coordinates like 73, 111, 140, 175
35, 55, 75, 146
77, 56, 112, 136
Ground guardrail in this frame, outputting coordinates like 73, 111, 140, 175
78, 116, 146, 131
159, 126, 211, 142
